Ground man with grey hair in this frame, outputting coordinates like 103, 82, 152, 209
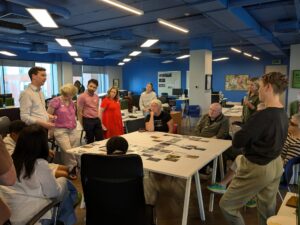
194, 103, 229, 139
145, 99, 173, 133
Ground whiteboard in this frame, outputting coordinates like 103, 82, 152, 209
158, 71, 181, 96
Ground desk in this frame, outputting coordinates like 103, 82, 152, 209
267, 192, 297, 225
222, 105, 243, 135
69, 131, 232, 225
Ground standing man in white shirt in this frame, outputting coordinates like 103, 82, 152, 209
19, 66, 56, 129
139, 82, 157, 115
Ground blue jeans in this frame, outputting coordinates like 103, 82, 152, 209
42, 178, 77, 225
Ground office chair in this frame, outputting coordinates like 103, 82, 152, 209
81, 154, 156, 225
0, 116, 10, 137
278, 156, 300, 201
125, 118, 145, 133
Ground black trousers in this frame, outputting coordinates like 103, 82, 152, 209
82, 117, 103, 144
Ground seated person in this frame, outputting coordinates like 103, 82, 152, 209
194, 103, 229, 139
3, 120, 73, 180
0, 136, 16, 225
145, 99, 173, 133
106, 136, 129, 155
3, 120, 27, 155
281, 113, 300, 165
0, 125, 78, 225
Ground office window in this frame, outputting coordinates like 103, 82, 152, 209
3, 66, 31, 106
82, 73, 109, 94
2, 63, 58, 106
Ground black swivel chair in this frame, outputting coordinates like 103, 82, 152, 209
81, 154, 156, 225
0, 116, 11, 137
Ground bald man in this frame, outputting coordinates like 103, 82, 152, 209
194, 103, 229, 139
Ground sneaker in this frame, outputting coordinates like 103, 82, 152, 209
207, 183, 226, 194
246, 198, 257, 208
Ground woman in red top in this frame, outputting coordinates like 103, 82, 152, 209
100, 87, 124, 139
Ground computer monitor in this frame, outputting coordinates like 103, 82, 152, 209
172, 88, 182, 96
0, 93, 12, 100
183, 89, 188, 97
119, 90, 128, 98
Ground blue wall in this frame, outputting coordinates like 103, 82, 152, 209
122, 57, 188, 94
123, 54, 289, 101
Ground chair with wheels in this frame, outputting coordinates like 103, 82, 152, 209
81, 153, 156, 225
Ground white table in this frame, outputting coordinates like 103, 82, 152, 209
69, 132, 232, 225
267, 192, 297, 225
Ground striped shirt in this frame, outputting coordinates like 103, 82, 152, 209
281, 133, 300, 165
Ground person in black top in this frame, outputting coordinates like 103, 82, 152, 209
219, 72, 289, 225
145, 99, 173, 133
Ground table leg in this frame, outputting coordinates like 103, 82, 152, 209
182, 176, 192, 225
209, 157, 218, 212
218, 154, 224, 180
194, 172, 205, 221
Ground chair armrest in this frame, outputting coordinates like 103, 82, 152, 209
26, 198, 60, 225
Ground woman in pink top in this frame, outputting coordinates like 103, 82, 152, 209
47, 84, 78, 177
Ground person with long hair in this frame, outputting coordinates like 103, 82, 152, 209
99, 87, 124, 139
0, 125, 78, 225
139, 83, 157, 115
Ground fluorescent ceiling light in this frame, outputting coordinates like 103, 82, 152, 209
123, 58, 131, 62
157, 18, 189, 33
74, 57, 83, 62
213, 57, 229, 62
253, 56, 260, 60
231, 47, 242, 53
140, 39, 159, 48
243, 52, 252, 57
161, 60, 173, 64
176, 54, 190, 59
129, 51, 141, 56
55, 38, 72, 47
68, 51, 78, 57
0, 51, 16, 56
26, 8, 58, 28
101, 0, 144, 15
118, 62, 125, 66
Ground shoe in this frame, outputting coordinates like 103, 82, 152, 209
246, 198, 257, 208
207, 183, 226, 194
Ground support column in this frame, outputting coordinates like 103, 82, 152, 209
189, 37, 212, 113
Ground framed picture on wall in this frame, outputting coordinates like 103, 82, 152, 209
292, 70, 300, 88
205, 75, 212, 90
225, 75, 249, 91
113, 79, 119, 88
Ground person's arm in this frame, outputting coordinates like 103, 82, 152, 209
194, 115, 206, 136
77, 96, 84, 126
216, 117, 230, 139
36, 160, 62, 199
167, 119, 174, 133
99, 108, 107, 130
233, 112, 265, 148
0, 138, 16, 186
139, 94, 145, 112
145, 112, 155, 131
19, 91, 36, 125
0, 199, 11, 225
